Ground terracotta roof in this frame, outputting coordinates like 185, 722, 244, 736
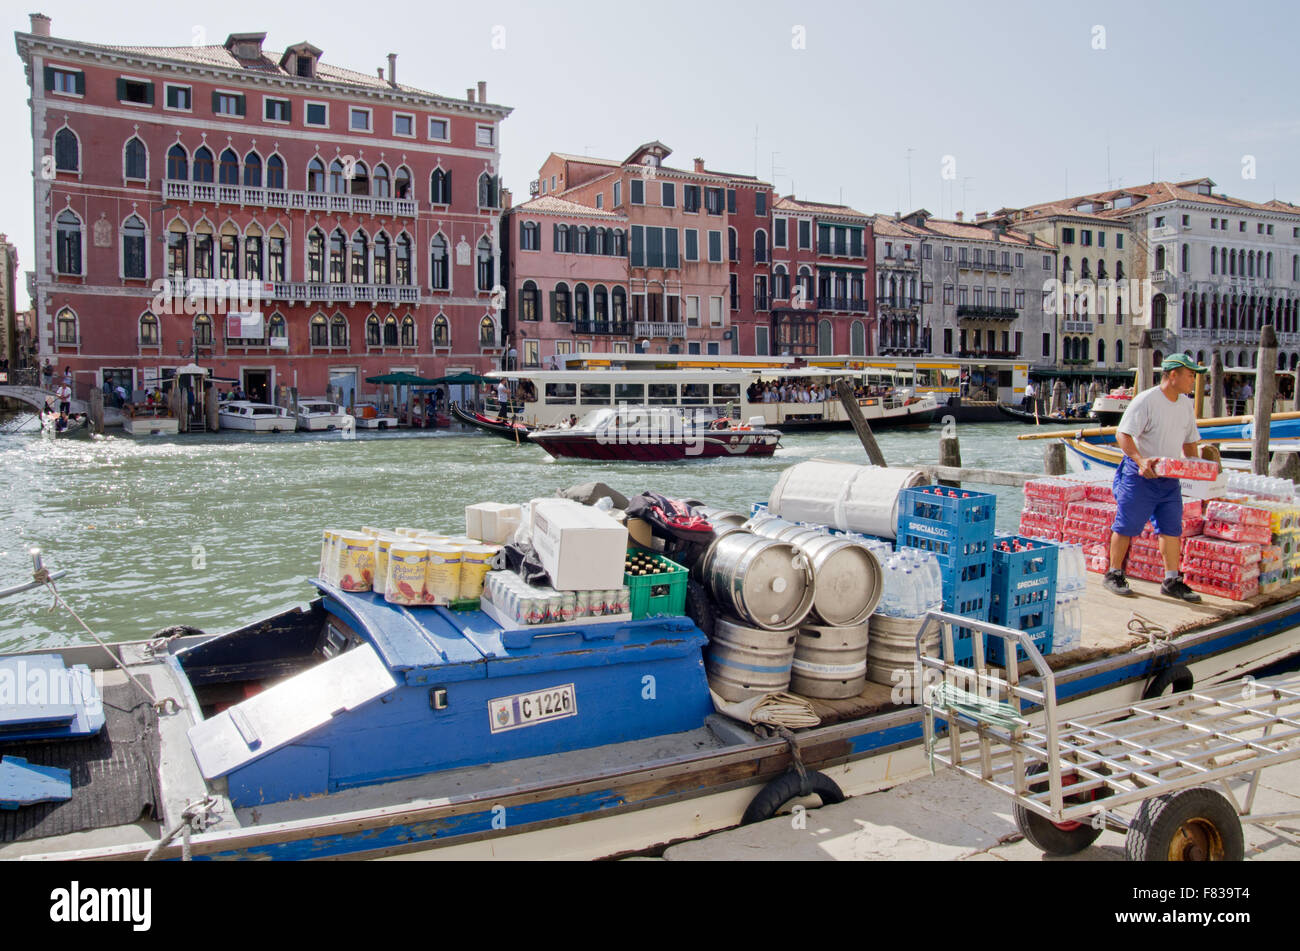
549, 153, 622, 167
872, 214, 1048, 248
1023, 180, 1300, 220
871, 217, 928, 238
775, 196, 869, 219
513, 195, 625, 220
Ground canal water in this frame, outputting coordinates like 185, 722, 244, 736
1, 421, 1049, 651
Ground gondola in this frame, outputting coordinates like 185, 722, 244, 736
450, 401, 534, 440
996, 403, 1094, 425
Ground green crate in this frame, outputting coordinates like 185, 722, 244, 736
624, 549, 688, 620
448, 597, 480, 612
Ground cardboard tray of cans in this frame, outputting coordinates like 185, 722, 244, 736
479, 571, 632, 631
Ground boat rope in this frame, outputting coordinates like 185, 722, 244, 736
1127, 613, 1176, 657
771, 725, 810, 795
924, 681, 1027, 774
144, 796, 221, 861
42, 573, 180, 715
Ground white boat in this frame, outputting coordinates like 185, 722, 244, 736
294, 400, 350, 432
121, 406, 179, 436
351, 403, 398, 429
218, 401, 295, 433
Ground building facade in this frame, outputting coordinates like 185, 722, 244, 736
999, 204, 1136, 372
16, 16, 510, 405
0, 236, 17, 370
1018, 179, 1300, 372
771, 197, 874, 356
872, 215, 926, 356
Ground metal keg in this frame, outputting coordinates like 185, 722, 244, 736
791, 532, 883, 627
791, 622, 870, 699
695, 506, 750, 535
866, 614, 940, 688
706, 617, 798, 702
701, 531, 815, 631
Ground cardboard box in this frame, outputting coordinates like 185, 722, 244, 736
532, 499, 628, 590
466, 502, 521, 543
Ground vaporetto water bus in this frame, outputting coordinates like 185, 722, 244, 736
2, 497, 1298, 860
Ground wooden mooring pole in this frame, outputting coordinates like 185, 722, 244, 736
1252, 324, 1277, 476
88, 388, 104, 435
1210, 350, 1225, 418
938, 432, 961, 488
1136, 330, 1154, 393
835, 379, 886, 467
1044, 443, 1067, 475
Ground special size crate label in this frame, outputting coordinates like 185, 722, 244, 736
488, 683, 578, 733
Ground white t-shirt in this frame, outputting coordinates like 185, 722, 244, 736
1116, 385, 1199, 460
496, 382, 508, 403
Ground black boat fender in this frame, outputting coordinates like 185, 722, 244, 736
742, 769, 846, 825
1142, 664, 1194, 700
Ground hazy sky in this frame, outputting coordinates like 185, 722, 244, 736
5, 0, 1299, 310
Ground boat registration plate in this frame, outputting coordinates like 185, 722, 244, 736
488, 683, 577, 733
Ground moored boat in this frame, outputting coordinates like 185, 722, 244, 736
294, 399, 349, 432
997, 403, 1093, 425
218, 400, 295, 433
350, 403, 398, 430
122, 405, 179, 436
527, 406, 782, 461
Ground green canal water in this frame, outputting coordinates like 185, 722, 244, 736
1, 422, 1049, 651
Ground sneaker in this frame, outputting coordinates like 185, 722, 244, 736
1160, 574, 1202, 603
1103, 569, 1135, 597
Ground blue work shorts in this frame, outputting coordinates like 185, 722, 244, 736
1111, 456, 1183, 538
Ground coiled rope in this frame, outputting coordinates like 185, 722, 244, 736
925, 681, 1027, 774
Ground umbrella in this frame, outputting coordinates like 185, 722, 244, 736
428, 372, 493, 385
365, 372, 440, 386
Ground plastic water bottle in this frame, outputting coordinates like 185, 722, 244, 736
901, 567, 918, 618
878, 558, 899, 617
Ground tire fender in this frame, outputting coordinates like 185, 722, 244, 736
1142, 664, 1193, 700
741, 769, 845, 825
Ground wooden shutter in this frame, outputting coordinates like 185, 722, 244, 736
116, 78, 126, 101
212, 91, 221, 113
74, 71, 85, 95
43, 65, 54, 90
665, 229, 679, 269
236, 94, 246, 117
145, 81, 155, 105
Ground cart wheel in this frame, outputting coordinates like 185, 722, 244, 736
1012, 764, 1108, 856
741, 770, 845, 825
1124, 787, 1244, 862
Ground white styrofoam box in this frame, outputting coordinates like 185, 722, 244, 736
481, 503, 523, 545
466, 502, 518, 542
532, 498, 628, 591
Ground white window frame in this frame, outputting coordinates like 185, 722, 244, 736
476, 124, 495, 148
613, 181, 623, 207
117, 75, 153, 108
304, 100, 329, 128
214, 89, 245, 119
263, 96, 291, 124
349, 106, 373, 133
163, 83, 192, 113
393, 112, 416, 138
427, 116, 450, 142
50, 66, 82, 98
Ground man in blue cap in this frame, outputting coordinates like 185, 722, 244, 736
1104, 352, 1209, 601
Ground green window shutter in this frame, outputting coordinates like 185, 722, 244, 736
74, 72, 85, 95
116, 78, 126, 101
630, 226, 644, 267
665, 229, 679, 269
236, 95, 246, 117
144, 82, 155, 105
43, 65, 54, 90
212, 91, 221, 114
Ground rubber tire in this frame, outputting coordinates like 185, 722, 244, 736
1142, 664, 1194, 700
1012, 763, 1107, 856
1125, 787, 1244, 861
741, 769, 845, 825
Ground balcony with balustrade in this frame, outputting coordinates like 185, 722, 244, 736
816, 296, 869, 313
957, 304, 1018, 321
163, 179, 419, 218
160, 277, 420, 305
634, 321, 687, 338
574, 320, 632, 335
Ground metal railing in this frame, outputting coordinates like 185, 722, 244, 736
634, 321, 687, 338
957, 305, 1019, 320
163, 179, 418, 218
573, 320, 633, 335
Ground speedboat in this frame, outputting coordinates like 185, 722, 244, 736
528, 406, 782, 461
351, 403, 398, 430
218, 401, 295, 433
122, 404, 179, 436
294, 400, 349, 432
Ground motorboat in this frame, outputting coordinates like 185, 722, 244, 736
350, 403, 398, 430
294, 399, 349, 432
528, 406, 782, 461
122, 404, 179, 436
218, 401, 295, 433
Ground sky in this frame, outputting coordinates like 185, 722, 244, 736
4, 0, 1299, 310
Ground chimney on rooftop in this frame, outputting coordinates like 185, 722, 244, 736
377, 68, 385, 80
693, 157, 705, 173
29, 12, 50, 35
975, 211, 987, 222
955, 211, 964, 222
387, 53, 397, 88
477, 81, 487, 103
466, 87, 476, 103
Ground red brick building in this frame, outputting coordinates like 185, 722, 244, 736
771, 197, 875, 355
16, 16, 510, 405
525, 142, 773, 356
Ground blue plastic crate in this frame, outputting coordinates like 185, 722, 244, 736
990, 535, 1058, 627
897, 486, 997, 552
985, 624, 1054, 666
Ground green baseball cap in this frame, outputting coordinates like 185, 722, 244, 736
1161, 352, 1208, 374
